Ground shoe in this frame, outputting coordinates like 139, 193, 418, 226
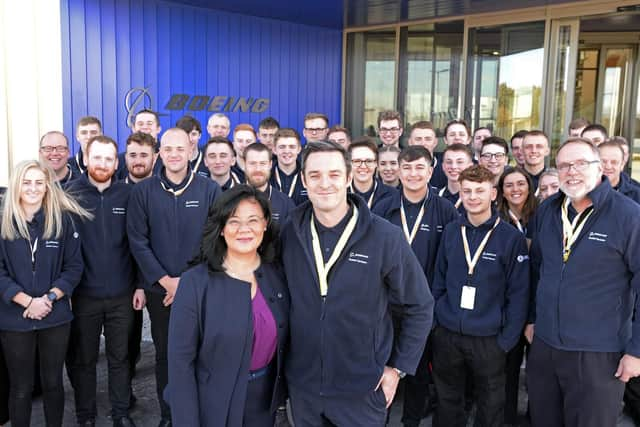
77, 421, 95, 427
113, 417, 136, 427
157, 418, 172, 427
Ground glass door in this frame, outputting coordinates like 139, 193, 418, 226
596, 46, 634, 137
544, 18, 580, 151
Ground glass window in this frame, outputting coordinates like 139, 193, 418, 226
398, 21, 463, 141
345, 30, 397, 137
465, 22, 545, 139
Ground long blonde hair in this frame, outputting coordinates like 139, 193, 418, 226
1, 160, 92, 240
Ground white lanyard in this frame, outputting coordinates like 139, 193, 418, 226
561, 197, 594, 263
191, 150, 203, 173
350, 181, 377, 208
439, 187, 462, 209
508, 209, 524, 233
400, 194, 428, 245
310, 206, 359, 297
160, 171, 195, 197
275, 168, 298, 198
29, 237, 38, 268
76, 152, 85, 173
461, 217, 500, 278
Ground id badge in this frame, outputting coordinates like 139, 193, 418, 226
460, 285, 476, 310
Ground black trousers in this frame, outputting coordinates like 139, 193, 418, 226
146, 290, 171, 419
624, 377, 640, 421
401, 335, 434, 426
68, 293, 133, 422
526, 337, 624, 427
0, 323, 70, 427
289, 387, 387, 427
243, 364, 276, 427
504, 334, 528, 424
0, 338, 9, 424
128, 307, 143, 378
431, 327, 506, 427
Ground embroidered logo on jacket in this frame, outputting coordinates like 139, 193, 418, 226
481, 251, 497, 261
348, 252, 369, 265
45, 241, 60, 248
185, 200, 200, 208
112, 207, 126, 215
588, 232, 607, 242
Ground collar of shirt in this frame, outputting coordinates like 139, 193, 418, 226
160, 168, 191, 191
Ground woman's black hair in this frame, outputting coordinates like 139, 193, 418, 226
190, 184, 279, 273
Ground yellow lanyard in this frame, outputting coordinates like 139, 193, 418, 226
561, 197, 594, 263
439, 186, 462, 209
310, 206, 359, 297
400, 195, 427, 245
350, 181, 377, 209
275, 168, 298, 198
160, 171, 195, 197
508, 209, 524, 233
461, 217, 500, 277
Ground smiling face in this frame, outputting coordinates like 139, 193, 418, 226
274, 137, 301, 168
302, 151, 351, 216
510, 137, 525, 166
460, 179, 496, 217
538, 173, 560, 201
523, 134, 550, 168
233, 130, 256, 159
598, 145, 624, 187
133, 112, 161, 140
39, 133, 69, 175
501, 171, 529, 210
350, 146, 377, 187
408, 127, 437, 153
445, 124, 470, 146
244, 149, 272, 190
159, 130, 190, 175
204, 142, 236, 178
86, 141, 118, 184
443, 150, 473, 183
377, 151, 399, 185
126, 142, 156, 180
556, 142, 602, 200
20, 167, 47, 211
379, 119, 403, 146
222, 198, 267, 258
399, 157, 432, 195
479, 143, 508, 177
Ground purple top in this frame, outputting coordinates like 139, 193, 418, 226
250, 286, 277, 371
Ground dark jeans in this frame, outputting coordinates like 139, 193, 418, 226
402, 335, 434, 426
129, 307, 143, 378
431, 327, 506, 427
146, 290, 171, 419
0, 323, 70, 427
0, 339, 9, 424
504, 334, 528, 424
68, 293, 133, 422
527, 337, 624, 427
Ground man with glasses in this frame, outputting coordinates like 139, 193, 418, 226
479, 137, 509, 184
373, 145, 458, 427
347, 139, 396, 211
378, 110, 404, 148
302, 112, 329, 143
527, 137, 640, 427
39, 131, 75, 185
69, 116, 102, 176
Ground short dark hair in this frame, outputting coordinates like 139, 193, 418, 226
510, 130, 528, 145
244, 142, 272, 158
607, 136, 629, 148
378, 144, 401, 156
190, 185, 278, 273
523, 130, 549, 146
481, 136, 509, 154
443, 143, 473, 160
348, 138, 378, 160
77, 116, 102, 131
204, 137, 236, 156
377, 110, 402, 128
473, 126, 491, 137
175, 115, 202, 134
458, 164, 495, 184
258, 117, 280, 130
301, 141, 351, 176
497, 166, 538, 225
126, 132, 156, 149
328, 125, 352, 139
398, 145, 433, 165
303, 113, 329, 127
569, 117, 590, 131
597, 139, 625, 159
444, 119, 470, 137
134, 109, 160, 124
581, 124, 608, 139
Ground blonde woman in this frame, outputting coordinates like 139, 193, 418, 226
0, 160, 91, 427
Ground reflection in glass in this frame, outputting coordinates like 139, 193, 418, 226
345, 30, 396, 138
601, 48, 632, 137
465, 22, 545, 139
548, 25, 573, 147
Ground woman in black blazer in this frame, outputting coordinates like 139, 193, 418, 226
166, 184, 289, 426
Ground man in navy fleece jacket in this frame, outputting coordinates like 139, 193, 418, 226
527, 138, 640, 427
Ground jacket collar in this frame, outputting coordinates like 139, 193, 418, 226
460, 208, 500, 230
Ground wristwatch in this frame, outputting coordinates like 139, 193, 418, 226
393, 367, 406, 379
46, 291, 57, 302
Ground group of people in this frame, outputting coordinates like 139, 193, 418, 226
0, 108, 639, 427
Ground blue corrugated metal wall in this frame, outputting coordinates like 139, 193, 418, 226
60, 0, 343, 153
